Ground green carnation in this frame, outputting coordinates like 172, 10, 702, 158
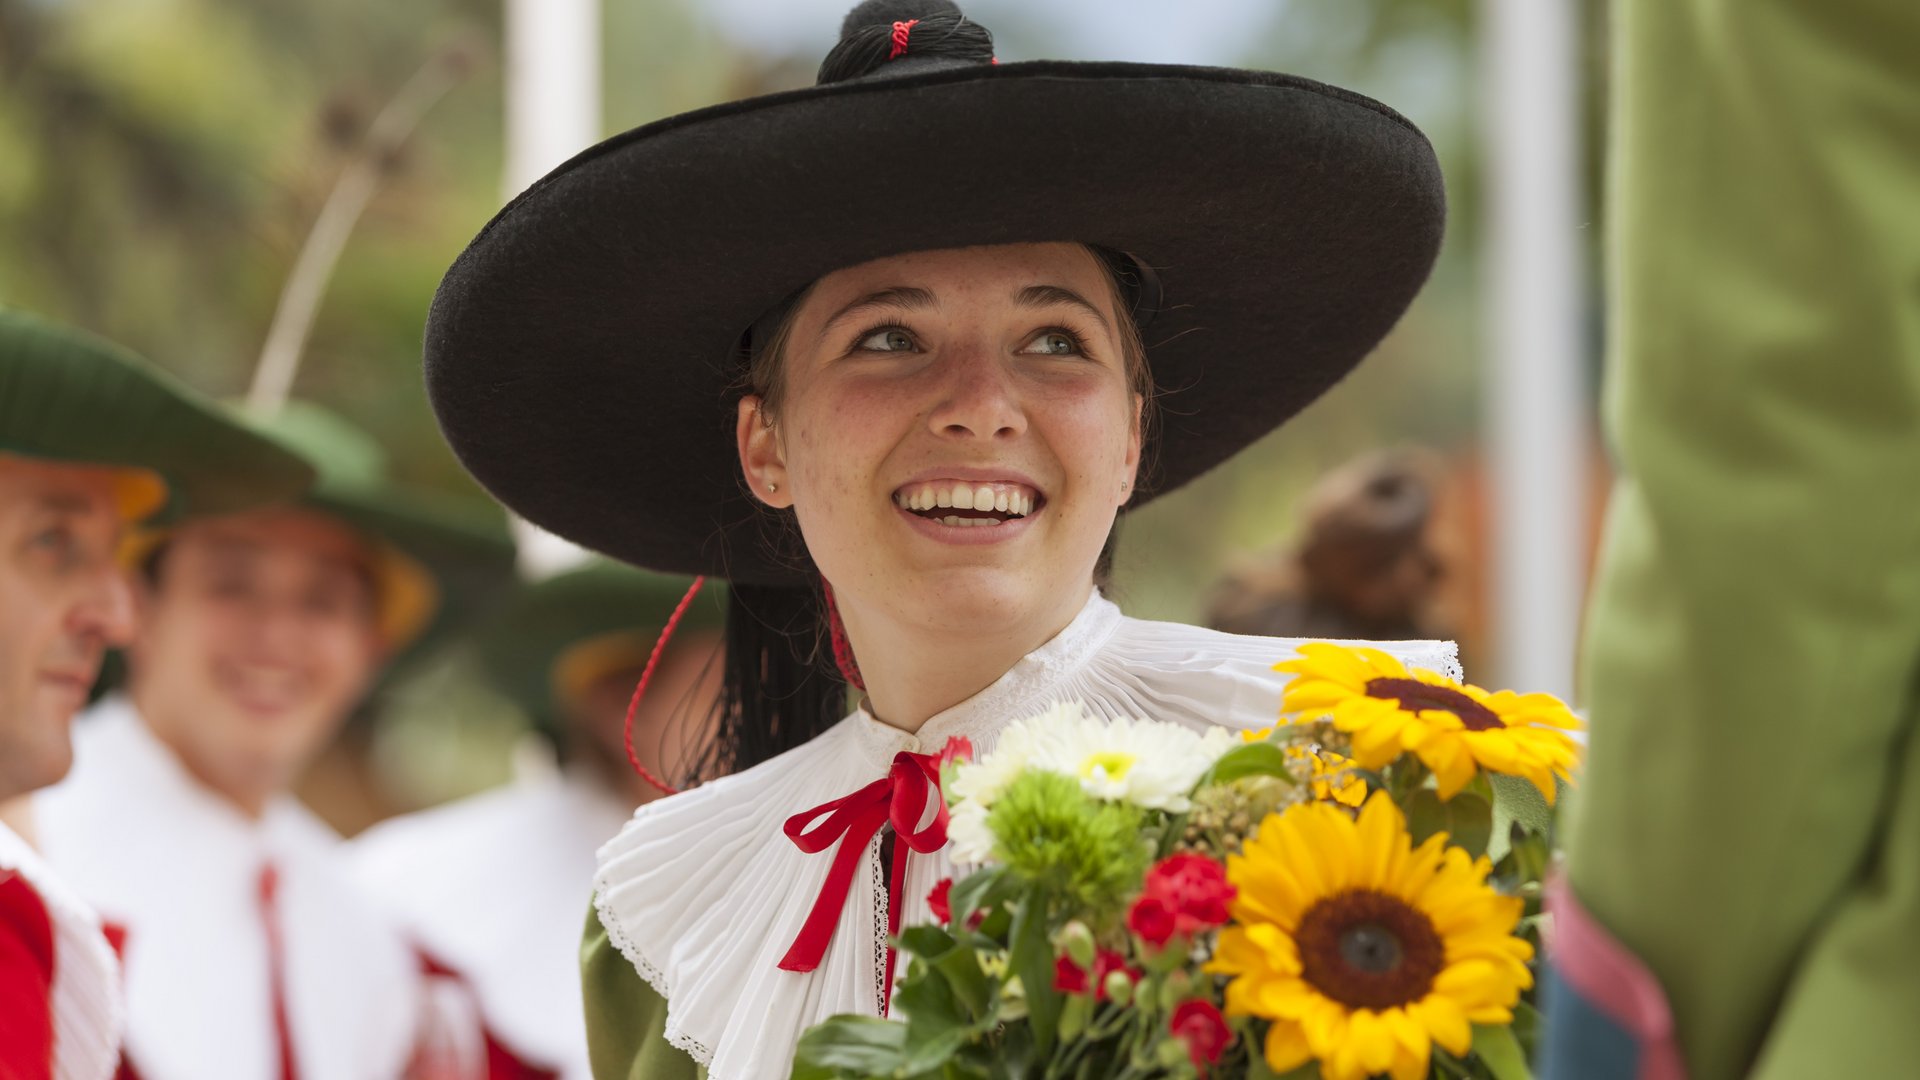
986, 771, 1150, 916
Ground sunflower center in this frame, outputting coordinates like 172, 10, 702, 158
1295, 889, 1446, 1010
1081, 751, 1137, 783
1365, 677, 1505, 731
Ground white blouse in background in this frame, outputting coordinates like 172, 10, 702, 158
0, 819, 122, 1080
593, 591, 1461, 1080
352, 763, 631, 1080
31, 699, 425, 1080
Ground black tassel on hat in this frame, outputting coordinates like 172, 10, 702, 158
818, 0, 993, 84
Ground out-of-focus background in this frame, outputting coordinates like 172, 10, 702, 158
0, 0, 1609, 830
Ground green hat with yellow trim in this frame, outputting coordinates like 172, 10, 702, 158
473, 559, 725, 742
0, 308, 313, 520
244, 401, 519, 658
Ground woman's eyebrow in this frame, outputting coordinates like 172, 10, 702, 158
815, 286, 938, 343
1014, 284, 1112, 334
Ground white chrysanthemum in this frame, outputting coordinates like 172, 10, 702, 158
945, 798, 995, 865
947, 701, 1074, 806
1029, 712, 1237, 812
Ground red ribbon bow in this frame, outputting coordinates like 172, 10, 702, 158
778, 751, 949, 1010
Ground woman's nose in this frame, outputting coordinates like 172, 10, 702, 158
926, 347, 1026, 441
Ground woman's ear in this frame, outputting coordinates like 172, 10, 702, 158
737, 395, 793, 508
1121, 392, 1145, 505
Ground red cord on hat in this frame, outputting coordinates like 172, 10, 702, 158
888, 19, 918, 60
820, 576, 866, 690
622, 575, 708, 797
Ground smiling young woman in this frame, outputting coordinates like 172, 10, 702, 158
424, 2, 1457, 1076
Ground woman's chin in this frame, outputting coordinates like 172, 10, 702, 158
892, 567, 1086, 636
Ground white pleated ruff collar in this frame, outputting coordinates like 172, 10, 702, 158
593, 592, 1461, 1080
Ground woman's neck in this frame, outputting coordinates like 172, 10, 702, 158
841, 583, 1094, 733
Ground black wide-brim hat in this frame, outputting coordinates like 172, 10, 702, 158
425, 1, 1445, 587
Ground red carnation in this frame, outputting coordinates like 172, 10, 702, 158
928, 878, 953, 924
1169, 1000, 1231, 1074
1053, 954, 1090, 995
1127, 894, 1178, 947
1091, 948, 1139, 999
934, 735, 974, 768
1055, 948, 1139, 999
1143, 854, 1236, 929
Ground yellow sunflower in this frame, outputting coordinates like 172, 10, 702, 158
1207, 794, 1534, 1080
1275, 643, 1582, 802
1245, 727, 1369, 809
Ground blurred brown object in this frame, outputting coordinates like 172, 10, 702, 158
1206, 448, 1449, 642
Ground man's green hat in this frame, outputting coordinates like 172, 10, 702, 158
245, 401, 519, 656
0, 308, 313, 517
473, 560, 724, 742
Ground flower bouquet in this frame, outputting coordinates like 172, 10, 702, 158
791, 643, 1583, 1080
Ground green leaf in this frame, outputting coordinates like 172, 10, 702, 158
948, 866, 1012, 931
1511, 998, 1543, 1057
1007, 884, 1062, 1054
1471, 1023, 1534, 1080
926, 939, 993, 1019
895, 960, 965, 1043
897, 1025, 975, 1077
789, 1015, 908, 1079
1405, 789, 1494, 858
897, 925, 958, 960
1488, 773, 1556, 857
1202, 743, 1300, 787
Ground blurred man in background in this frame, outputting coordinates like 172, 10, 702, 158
1544, 1, 1920, 1077
30, 402, 513, 1080
353, 562, 725, 1080
0, 310, 311, 1080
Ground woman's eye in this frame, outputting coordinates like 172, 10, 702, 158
856, 328, 916, 352
1021, 331, 1082, 357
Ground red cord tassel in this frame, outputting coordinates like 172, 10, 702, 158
621, 575, 708, 797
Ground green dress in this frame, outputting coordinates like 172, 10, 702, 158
581, 905, 706, 1080
1550, 0, 1920, 1077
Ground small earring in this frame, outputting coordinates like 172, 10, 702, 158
769, 481, 779, 493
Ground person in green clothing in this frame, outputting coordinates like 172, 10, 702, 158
1543, 2, 1920, 1078
424, 1, 1465, 1076
0, 307, 312, 1079
29, 400, 516, 1079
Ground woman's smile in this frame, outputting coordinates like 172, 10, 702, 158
891, 475, 1045, 536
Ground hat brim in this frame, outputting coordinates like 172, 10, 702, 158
310, 487, 517, 664
426, 60, 1444, 585
473, 563, 724, 737
2, 310, 314, 520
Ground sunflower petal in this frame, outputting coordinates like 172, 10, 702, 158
1263, 1020, 1314, 1075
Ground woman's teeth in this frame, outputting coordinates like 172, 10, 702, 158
894, 482, 1037, 517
